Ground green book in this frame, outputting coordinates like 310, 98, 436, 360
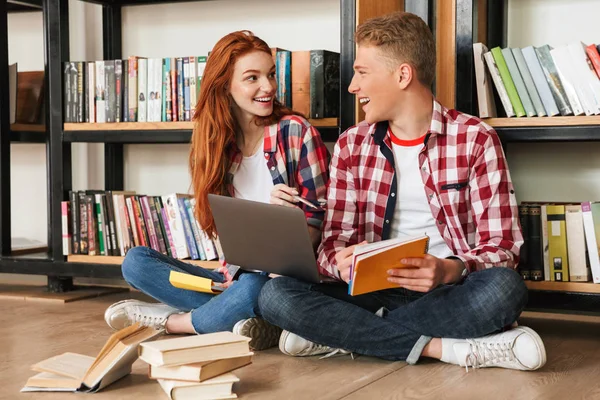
491, 47, 526, 117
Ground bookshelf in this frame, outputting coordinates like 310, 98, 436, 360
453, 0, 600, 314
0, 0, 413, 289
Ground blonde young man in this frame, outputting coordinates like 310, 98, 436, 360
258, 12, 546, 371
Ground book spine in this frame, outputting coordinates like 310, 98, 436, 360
170, 57, 178, 121
70, 62, 78, 123
586, 44, 600, 79
126, 197, 141, 247
483, 51, 516, 117
99, 193, 112, 256
104, 192, 119, 256
183, 197, 206, 260
79, 191, 88, 255
527, 205, 543, 281
132, 197, 149, 247
511, 48, 546, 117
162, 58, 168, 122
104, 60, 116, 122
128, 56, 138, 121
565, 205, 590, 282
177, 197, 199, 259
183, 57, 191, 121
189, 56, 197, 119
310, 50, 324, 118
197, 56, 207, 98
122, 60, 129, 122
160, 206, 177, 258
138, 58, 148, 122
190, 198, 218, 260
95, 61, 106, 123
540, 205, 550, 281
84, 62, 90, 122
141, 196, 160, 251
162, 194, 189, 259
521, 46, 559, 116
94, 194, 106, 256
149, 197, 168, 255
85, 195, 96, 256
69, 190, 79, 254
63, 63, 71, 122
547, 205, 569, 282
61, 201, 71, 256
518, 204, 530, 280
87, 62, 96, 123
551, 46, 591, 115
582, 202, 600, 283
77, 61, 85, 123
534, 45, 573, 116
115, 59, 122, 123
490, 47, 526, 117
177, 57, 184, 122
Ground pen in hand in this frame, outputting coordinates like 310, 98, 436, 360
293, 195, 323, 210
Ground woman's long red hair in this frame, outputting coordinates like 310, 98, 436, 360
190, 30, 298, 237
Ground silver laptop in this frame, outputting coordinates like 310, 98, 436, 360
208, 194, 321, 283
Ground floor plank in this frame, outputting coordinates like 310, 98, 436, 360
2, 292, 599, 400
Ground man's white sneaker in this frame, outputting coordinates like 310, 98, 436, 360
279, 330, 350, 357
104, 299, 179, 331
452, 326, 546, 371
232, 318, 282, 351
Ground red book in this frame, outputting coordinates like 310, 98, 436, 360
585, 44, 600, 79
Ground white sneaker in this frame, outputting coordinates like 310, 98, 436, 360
279, 330, 350, 357
232, 318, 282, 351
104, 299, 179, 331
453, 326, 546, 371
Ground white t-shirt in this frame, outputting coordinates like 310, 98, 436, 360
389, 133, 453, 259
232, 148, 274, 204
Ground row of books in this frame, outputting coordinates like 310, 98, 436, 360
474, 42, 600, 118
518, 202, 600, 283
63, 56, 207, 124
271, 48, 340, 119
62, 191, 222, 261
62, 48, 340, 125
23, 324, 251, 399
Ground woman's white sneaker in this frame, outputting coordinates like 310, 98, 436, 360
451, 326, 546, 371
104, 299, 179, 331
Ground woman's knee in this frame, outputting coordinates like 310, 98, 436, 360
121, 246, 150, 286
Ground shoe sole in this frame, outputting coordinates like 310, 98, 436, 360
236, 319, 282, 351
518, 326, 547, 369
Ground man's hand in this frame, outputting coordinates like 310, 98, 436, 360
270, 184, 299, 208
387, 255, 465, 292
335, 241, 368, 283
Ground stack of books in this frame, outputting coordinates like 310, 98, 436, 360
139, 331, 253, 399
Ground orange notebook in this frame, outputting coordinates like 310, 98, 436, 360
348, 235, 429, 296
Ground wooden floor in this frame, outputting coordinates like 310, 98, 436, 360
2, 291, 600, 400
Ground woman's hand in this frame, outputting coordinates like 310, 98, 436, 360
270, 184, 299, 208
216, 266, 234, 289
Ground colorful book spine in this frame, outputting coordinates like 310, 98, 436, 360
546, 205, 569, 282
490, 47, 526, 117
177, 197, 199, 260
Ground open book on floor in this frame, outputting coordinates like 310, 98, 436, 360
349, 234, 430, 296
22, 323, 163, 393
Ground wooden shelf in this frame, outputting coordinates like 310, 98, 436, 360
67, 255, 220, 269
526, 281, 600, 294
484, 116, 600, 128
64, 118, 339, 131
11, 123, 45, 132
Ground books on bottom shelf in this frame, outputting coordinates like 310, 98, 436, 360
21, 323, 162, 393
139, 331, 253, 399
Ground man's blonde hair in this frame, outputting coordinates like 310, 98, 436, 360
355, 12, 435, 87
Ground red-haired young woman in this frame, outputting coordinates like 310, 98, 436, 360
103, 31, 330, 350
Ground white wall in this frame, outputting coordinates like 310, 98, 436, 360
506, 0, 600, 202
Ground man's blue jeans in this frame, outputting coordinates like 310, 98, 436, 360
258, 267, 527, 363
121, 246, 269, 334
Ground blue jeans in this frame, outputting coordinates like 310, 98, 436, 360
258, 267, 527, 364
121, 246, 270, 334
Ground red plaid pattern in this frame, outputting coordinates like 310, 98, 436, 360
317, 100, 523, 280
227, 115, 330, 229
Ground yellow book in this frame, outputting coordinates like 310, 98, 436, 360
546, 205, 570, 282
169, 270, 224, 294
349, 235, 429, 296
